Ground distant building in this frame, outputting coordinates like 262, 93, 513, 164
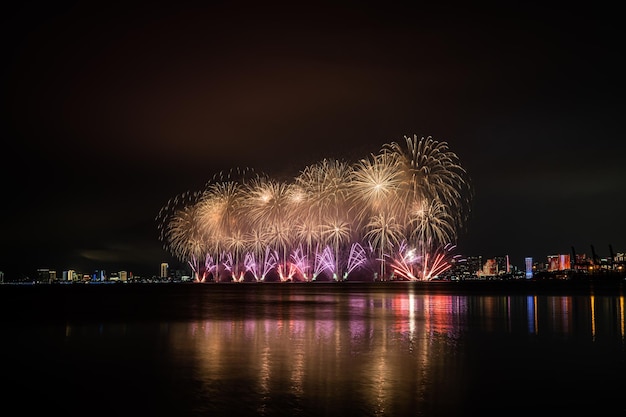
464, 256, 482, 275
525, 257, 533, 279
160, 263, 169, 279
494, 255, 510, 274
480, 259, 498, 276
62, 269, 78, 281
36, 268, 52, 283
547, 254, 571, 271
572, 253, 590, 271
92, 270, 106, 281
474, 256, 509, 278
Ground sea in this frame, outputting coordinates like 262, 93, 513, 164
1, 280, 625, 417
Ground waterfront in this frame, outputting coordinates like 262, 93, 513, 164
1, 281, 625, 416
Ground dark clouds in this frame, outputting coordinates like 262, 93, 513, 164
1, 1, 624, 278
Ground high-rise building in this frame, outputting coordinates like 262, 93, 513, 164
160, 263, 169, 279
547, 254, 571, 271
494, 255, 510, 274
464, 256, 482, 275
62, 269, 76, 281
525, 257, 533, 279
92, 270, 106, 281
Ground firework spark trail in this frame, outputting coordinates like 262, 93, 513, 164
290, 246, 309, 281
423, 255, 448, 280
203, 254, 216, 282
157, 135, 472, 282
262, 248, 279, 281
349, 149, 404, 238
293, 220, 320, 277
388, 241, 419, 281
364, 212, 402, 279
321, 218, 351, 280
345, 243, 369, 279
188, 254, 201, 282
277, 263, 299, 282
243, 252, 258, 280
422, 243, 460, 280
243, 248, 279, 282
313, 246, 335, 280
187, 252, 215, 282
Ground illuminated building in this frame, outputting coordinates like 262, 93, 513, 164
525, 257, 533, 279
160, 263, 169, 279
481, 259, 498, 276
547, 254, 571, 271
92, 269, 106, 281
62, 269, 77, 281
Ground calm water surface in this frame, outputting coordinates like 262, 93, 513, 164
1, 281, 625, 416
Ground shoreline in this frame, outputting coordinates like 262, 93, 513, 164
1, 276, 624, 293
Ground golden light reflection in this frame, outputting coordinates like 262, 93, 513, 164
159, 288, 625, 414
165, 290, 468, 415
591, 294, 596, 341
545, 296, 572, 335
409, 292, 416, 338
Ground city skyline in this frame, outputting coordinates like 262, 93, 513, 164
3, 242, 623, 283
1, 3, 624, 280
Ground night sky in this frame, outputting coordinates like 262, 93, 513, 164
1, 2, 624, 279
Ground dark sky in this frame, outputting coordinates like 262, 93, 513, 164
1, 1, 624, 278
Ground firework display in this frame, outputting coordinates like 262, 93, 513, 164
156, 135, 472, 282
